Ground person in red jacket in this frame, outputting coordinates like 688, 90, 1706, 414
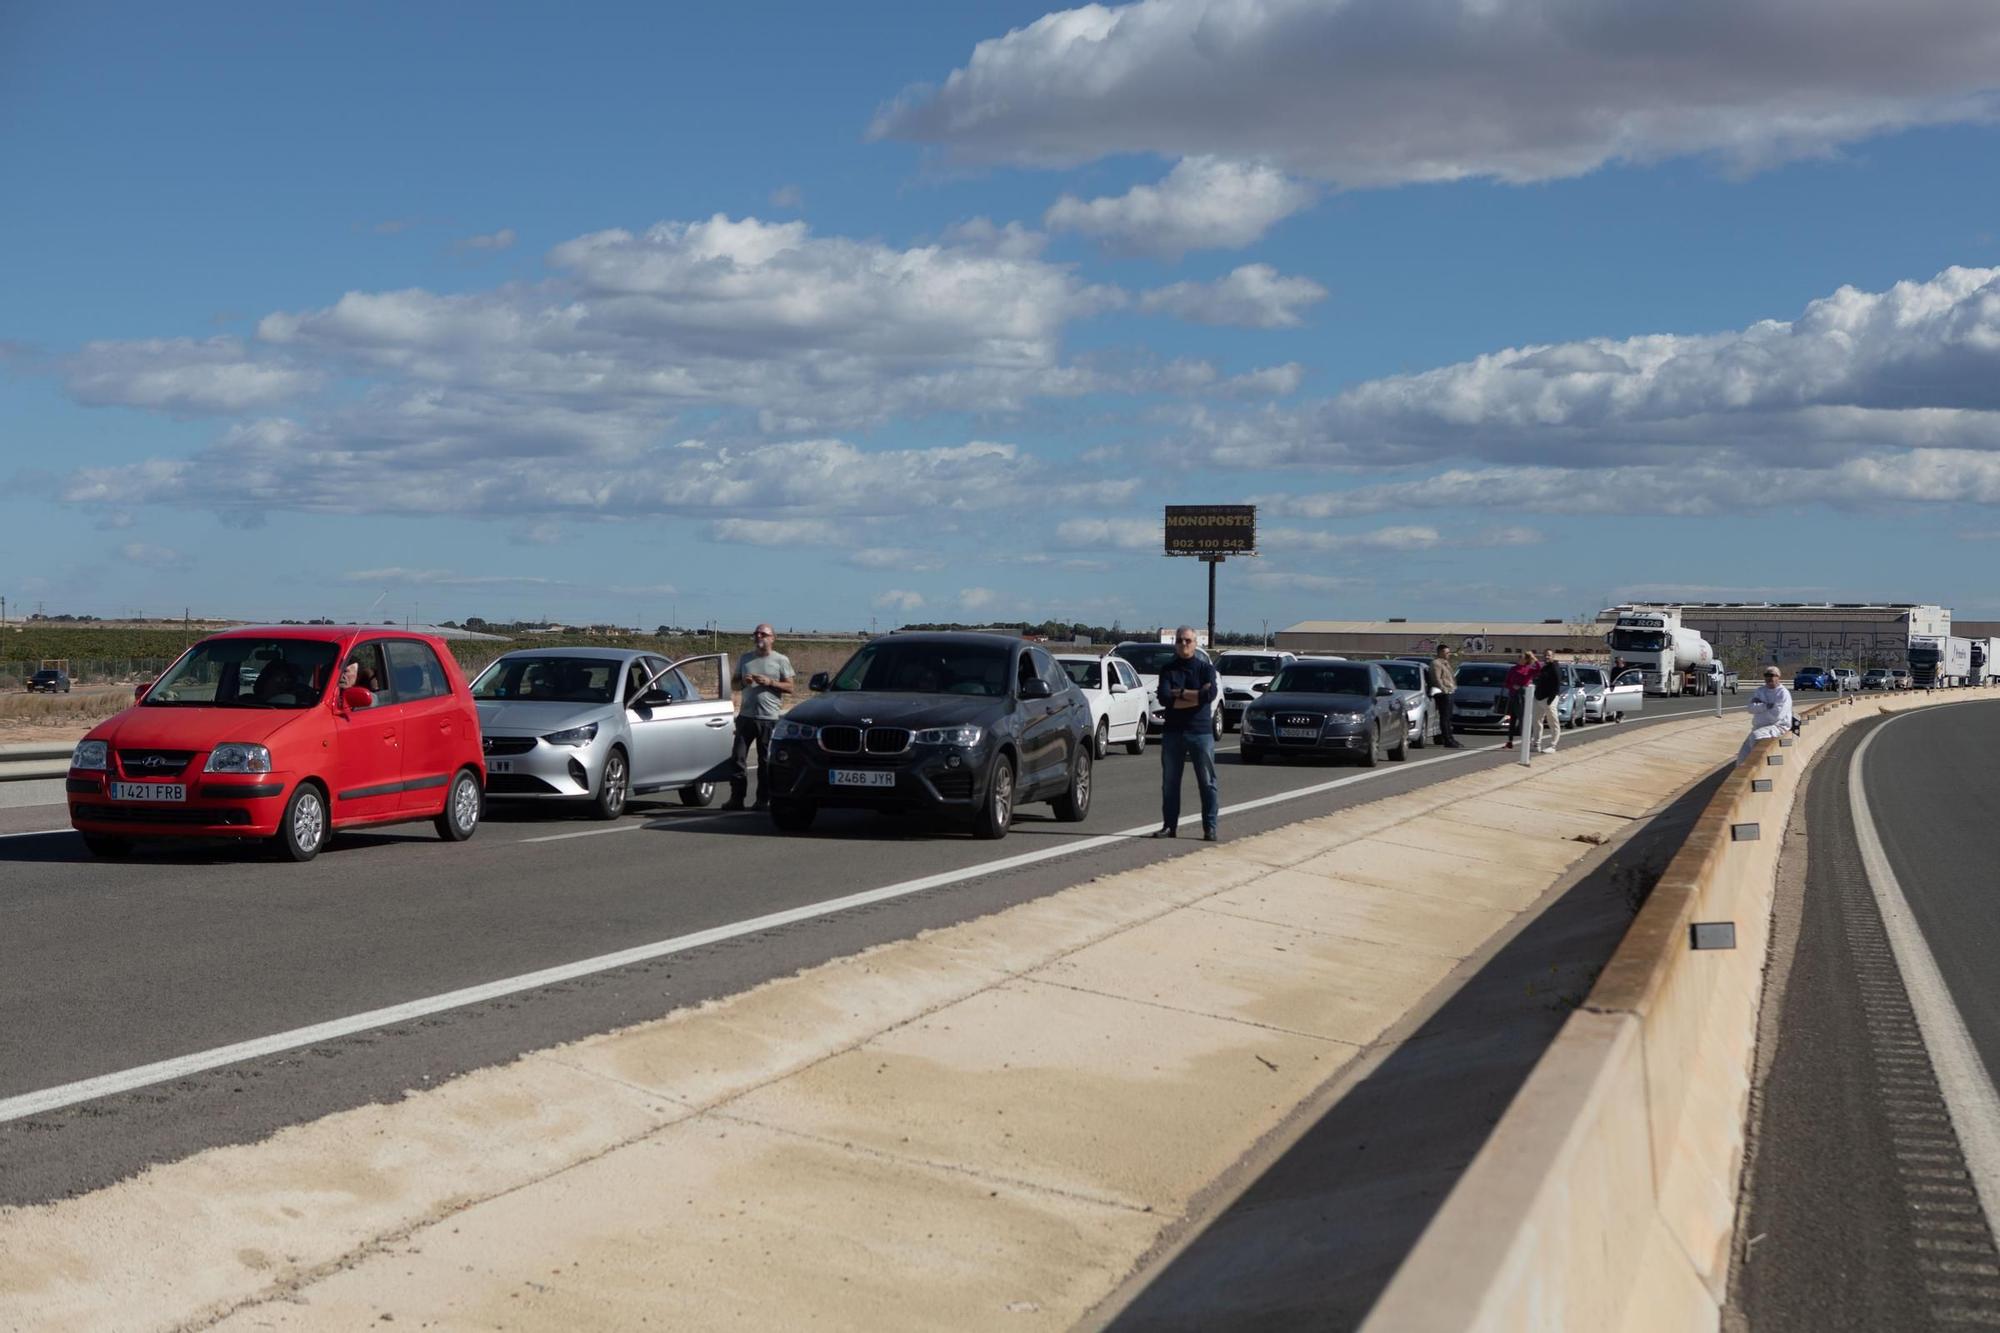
1502, 652, 1538, 750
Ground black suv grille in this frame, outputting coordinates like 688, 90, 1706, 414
483, 736, 537, 757
865, 727, 911, 755
819, 726, 863, 755
117, 750, 195, 776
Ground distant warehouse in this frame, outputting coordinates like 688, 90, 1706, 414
1595, 602, 1953, 668
1276, 620, 1605, 661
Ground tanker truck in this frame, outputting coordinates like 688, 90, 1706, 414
1605, 608, 1714, 697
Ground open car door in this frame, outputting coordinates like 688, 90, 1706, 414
1607, 668, 1645, 719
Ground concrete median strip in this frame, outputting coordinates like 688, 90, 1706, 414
1, 716, 1743, 1331
1361, 686, 2000, 1333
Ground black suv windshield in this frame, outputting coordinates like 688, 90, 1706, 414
1272, 664, 1373, 695
144, 638, 340, 709
1113, 644, 1179, 674
1216, 654, 1282, 675
471, 656, 619, 704
831, 641, 1011, 697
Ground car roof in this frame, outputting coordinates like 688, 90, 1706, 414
885, 632, 1025, 650
486, 646, 651, 663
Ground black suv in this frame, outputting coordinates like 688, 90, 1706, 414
765, 632, 1093, 838
28, 668, 71, 694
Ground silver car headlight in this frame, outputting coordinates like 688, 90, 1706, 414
1331, 710, 1368, 723
913, 724, 983, 747
71, 739, 108, 771
205, 743, 273, 774
772, 719, 818, 742
542, 722, 599, 747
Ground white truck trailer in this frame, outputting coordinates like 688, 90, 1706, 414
1970, 638, 2000, 686
1605, 608, 1714, 697
1909, 634, 1972, 688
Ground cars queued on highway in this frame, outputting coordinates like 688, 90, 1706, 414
70, 623, 1799, 862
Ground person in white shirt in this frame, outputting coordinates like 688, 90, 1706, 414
1740, 666, 1793, 762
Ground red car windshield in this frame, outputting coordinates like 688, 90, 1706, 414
144, 639, 341, 709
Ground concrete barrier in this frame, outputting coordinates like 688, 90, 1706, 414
1361, 685, 2000, 1333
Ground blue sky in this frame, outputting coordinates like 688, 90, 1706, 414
7, 0, 2000, 633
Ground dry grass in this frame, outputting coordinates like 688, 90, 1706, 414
0, 686, 132, 745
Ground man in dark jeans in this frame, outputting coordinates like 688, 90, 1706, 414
1430, 643, 1463, 748
1153, 627, 1221, 841
723, 623, 794, 811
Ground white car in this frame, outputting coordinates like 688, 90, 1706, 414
1110, 641, 1223, 741
1213, 650, 1296, 732
1377, 658, 1442, 748
1574, 664, 1646, 722
1054, 654, 1150, 758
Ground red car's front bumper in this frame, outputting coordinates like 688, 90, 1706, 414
67, 771, 295, 839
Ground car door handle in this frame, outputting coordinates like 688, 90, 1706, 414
705, 718, 729, 728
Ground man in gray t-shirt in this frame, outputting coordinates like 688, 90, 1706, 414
724, 623, 795, 810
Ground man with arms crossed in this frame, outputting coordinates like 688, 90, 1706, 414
723, 623, 794, 811
1153, 627, 1221, 841
1430, 642, 1463, 749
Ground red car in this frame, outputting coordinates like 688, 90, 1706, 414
68, 627, 486, 862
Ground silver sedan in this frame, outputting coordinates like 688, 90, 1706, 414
471, 648, 734, 818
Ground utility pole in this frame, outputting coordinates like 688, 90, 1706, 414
1261, 617, 1269, 648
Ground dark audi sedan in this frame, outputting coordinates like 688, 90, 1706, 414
1239, 658, 1409, 765
765, 633, 1093, 838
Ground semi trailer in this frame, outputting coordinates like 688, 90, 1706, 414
1909, 634, 1971, 688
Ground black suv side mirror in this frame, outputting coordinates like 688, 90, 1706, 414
808, 672, 829, 692
1020, 678, 1054, 700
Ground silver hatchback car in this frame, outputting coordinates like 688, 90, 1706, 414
471, 648, 734, 818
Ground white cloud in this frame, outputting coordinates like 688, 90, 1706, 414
875, 0, 2000, 187
1139, 264, 1326, 329
1221, 362, 1304, 398
710, 517, 846, 547
1044, 156, 1314, 257
769, 184, 804, 209
1184, 266, 2000, 475
1263, 524, 1442, 554
873, 589, 926, 612
1244, 569, 1359, 594
849, 547, 945, 573
338, 566, 675, 596
457, 228, 517, 252
959, 587, 998, 611
118, 542, 187, 567
64, 337, 322, 415
1055, 516, 1159, 550
939, 216, 1048, 259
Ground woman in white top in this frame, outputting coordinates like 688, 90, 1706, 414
1740, 666, 1793, 762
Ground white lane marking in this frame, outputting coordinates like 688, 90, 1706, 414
0, 827, 73, 840
518, 824, 645, 844
1851, 720, 2000, 1245
0, 705, 1722, 1123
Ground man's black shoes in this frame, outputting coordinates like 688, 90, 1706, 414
1150, 827, 1177, 838
1202, 827, 1219, 842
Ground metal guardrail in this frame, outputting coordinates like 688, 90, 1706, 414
0, 745, 74, 783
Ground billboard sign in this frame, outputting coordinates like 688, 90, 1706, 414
1164, 504, 1256, 556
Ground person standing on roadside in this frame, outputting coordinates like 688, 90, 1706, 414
1153, 627, 1220, 841
1502, 651, 1538, 751
1533, 651, 1564, 754
723, 623, 794, 811
1430, 643, 1463, 749
1740, 665, 1793, 762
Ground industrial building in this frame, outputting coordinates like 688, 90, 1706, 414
1279, 603, 1976, 669
1276, 620, 1605, 661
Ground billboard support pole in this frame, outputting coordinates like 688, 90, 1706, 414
1207, 557, 1219, 654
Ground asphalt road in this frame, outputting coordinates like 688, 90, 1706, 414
1734, 701, 2000, 1330
0, 693, 1726, 1206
